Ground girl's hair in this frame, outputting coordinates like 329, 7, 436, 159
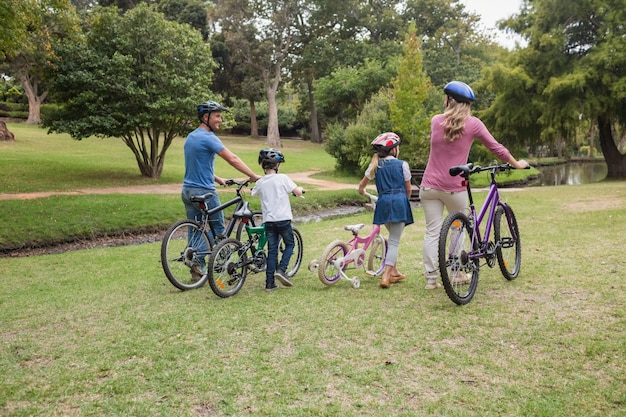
442, 99, 472, 142
369, 147, 396, 177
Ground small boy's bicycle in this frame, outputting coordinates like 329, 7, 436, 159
308, 192, 387, 289
439, 162, 528, 305
207, 202, 303, 298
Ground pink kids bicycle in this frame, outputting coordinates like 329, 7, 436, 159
308, 192, 388, 288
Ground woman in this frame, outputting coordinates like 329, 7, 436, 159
358, 132, 414, 289
420, 81, 529, 290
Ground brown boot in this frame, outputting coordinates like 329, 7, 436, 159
380, 276, 390, 288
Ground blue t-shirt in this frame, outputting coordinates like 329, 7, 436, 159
183, 128, 225, 190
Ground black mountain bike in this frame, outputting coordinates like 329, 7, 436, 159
161, 179, 262, 291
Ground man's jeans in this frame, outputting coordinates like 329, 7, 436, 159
181, 186, 225, 269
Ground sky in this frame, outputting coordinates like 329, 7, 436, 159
460, 0, 525, 49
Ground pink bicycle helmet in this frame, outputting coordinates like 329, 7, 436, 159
371, 132, 401, 152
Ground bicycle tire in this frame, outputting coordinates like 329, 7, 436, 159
161, 219, 211, 291
207, 237, 248, 298
438, 212, 479, 305
318, 240, 349, 285
279, 227, 303, 278
494, 205, 521, 280
366, 234, 387, 276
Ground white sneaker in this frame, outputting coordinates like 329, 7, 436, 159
425, 281, 441, 290
451, 271, 471, 284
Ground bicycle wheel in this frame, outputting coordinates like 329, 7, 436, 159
279, 227, 303, 278
439, 212, 479, 305
366, 234, 387, 276
207, 238, 248, 298
318, 240, 349, 285
161, 219, 211, 291
495, 205, 521, 280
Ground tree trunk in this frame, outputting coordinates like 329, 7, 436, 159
264, 67, 282, 148
307, 77, 321, 143
588, 121, 596, 158
19, 72, 47, 124
597, 115, 626, 179
249, 98, 259, 139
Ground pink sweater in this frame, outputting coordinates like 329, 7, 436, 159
421, 114, 512, 192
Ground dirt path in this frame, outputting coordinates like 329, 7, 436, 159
0, 170, 360, 201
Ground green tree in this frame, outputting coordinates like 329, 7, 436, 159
0, 0, 80, 124
314, 59, 396, 124
389, 23, 432, 168
158, 0, 209, 40
212, 0, 302, 148
45, 4, 216, 178
325, 90, 393, 174
492, 0, 626, 178
0, 0, 25, 60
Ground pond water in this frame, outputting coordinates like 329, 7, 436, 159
532, 162, 607, 186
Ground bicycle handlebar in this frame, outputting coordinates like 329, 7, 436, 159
449, 162, 530, 179
223, 179, 250, 192
363, 191, 378, 204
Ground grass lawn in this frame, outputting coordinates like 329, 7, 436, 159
1, 181, 625, 416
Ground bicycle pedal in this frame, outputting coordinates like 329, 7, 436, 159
364, 270, 376, 276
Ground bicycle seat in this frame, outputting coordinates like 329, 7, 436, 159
344, 224, 365, 233
190, 192, 213, 203
233, 202, 254, 219
449, 163, 474, 179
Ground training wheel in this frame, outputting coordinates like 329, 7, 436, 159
308, 260, 319, 272
351, 277, 360, 289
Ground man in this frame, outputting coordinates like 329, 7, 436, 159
182, 100, 260, 278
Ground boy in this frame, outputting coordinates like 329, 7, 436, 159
251, 148, 304, 291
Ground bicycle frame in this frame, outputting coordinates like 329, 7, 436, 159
439, 162, 526, 305
192, 180, 250, 242
452, 163, 517, 263
339, 224, 382, 270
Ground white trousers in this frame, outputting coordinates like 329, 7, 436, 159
419, 187, 468, 281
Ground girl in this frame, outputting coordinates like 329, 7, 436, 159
358, 132, 414, 288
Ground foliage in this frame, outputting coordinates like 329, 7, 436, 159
212, 0, 303, 148
324, 90, 393, 174
314, 59, 396, 124
229, 98, 299, 135
389, 23, 432, 168
489, 0, 626, 178
0, 0, 25, 59
157, 0, 209, 40
44, 4, 216, 179
0, 0, 81, 124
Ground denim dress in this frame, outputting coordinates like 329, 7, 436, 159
372, 158, 414, 226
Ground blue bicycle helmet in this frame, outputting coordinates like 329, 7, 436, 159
443, 81, 475, 103
258, 148, 285, 166
197, 100, 227, 122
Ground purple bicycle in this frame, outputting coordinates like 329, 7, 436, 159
438, 162, 529, 305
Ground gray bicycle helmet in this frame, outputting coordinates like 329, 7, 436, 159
258, 148, 285, 166
443, 81, 475, 103
197, 100, 227, 122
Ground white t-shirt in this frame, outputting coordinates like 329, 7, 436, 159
251, 173, 297, 222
